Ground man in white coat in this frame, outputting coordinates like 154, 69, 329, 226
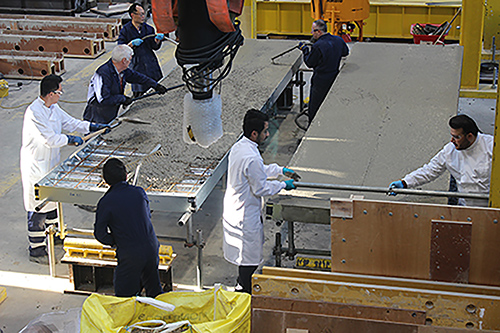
389, 114, 493, 207
222, 109, 299, 293
20, 74, 109, 264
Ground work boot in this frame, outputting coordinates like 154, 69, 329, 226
29, 254, 49, 265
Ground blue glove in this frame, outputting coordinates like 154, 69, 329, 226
67, 135, 83, 146
131, 38, 143, 47
298, 42, 307, 50
284, 179, 296, 190
388, 180, 404, 196
89, 123, 111, 133
155, 33, 165, 41
283, 167, 301, 181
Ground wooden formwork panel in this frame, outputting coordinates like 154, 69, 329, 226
1, 29, 105, 41
251, 295, 426, 325
0, 14, 121, 41
330, 199, 500, 286
0, 18, 119, 41
252, 309, 420, 333
252, 269, 500, 331
0, 50, 65, 79
0, 33, 104, 58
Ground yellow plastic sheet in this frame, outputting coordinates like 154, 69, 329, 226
80, 287, 251, 332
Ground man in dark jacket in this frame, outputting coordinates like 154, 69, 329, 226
118, 3, 164, 97
94, 158, 163, 297
83, 44, 167, 124
299, 19, 349, 124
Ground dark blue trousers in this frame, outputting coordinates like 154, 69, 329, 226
27, 209, 57, 257
114, 251, 163, 298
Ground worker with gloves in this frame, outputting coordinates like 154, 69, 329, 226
20, 74, 110, 264
298, 19, 349, 125
94, 158, 163, 298
118, 3, 165, 98
388, 114, 493, 207
223, 109, 300, 294
83, 44, 168, 124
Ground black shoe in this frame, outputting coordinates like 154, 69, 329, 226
29, 254, 49, 265
74, 204, 97, 213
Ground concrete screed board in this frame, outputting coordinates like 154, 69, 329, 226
285, 42, 464, 205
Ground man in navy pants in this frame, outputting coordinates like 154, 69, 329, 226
299, 19, 349, 125
94, 158, 162, 297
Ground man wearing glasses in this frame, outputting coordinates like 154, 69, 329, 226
118, 3, 165, 98
83, 44, 168, 124
20, 74, 109, 264
389, 114, 493, 207
298, 19, 349, 125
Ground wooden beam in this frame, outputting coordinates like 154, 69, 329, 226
252, 271, 500, 330
0, 31, 105, 58
0, 50, 65, 79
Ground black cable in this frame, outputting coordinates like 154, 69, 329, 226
175, 21, 244, 96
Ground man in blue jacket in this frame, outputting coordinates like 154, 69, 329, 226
94, 158, 163, 297
118, 3, 164, 98
83, 44, 167, 124
299, 19, 349, 125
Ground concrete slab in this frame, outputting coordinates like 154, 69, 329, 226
286, 42, 464, 204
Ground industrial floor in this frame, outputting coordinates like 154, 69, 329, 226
0, 37, 497, 331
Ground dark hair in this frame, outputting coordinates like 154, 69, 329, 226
40, 74, 63, 97
128, 3, 142, 16
243, 109, 269, 138
313, 19, 327, 33
103, 158, 127, 186
449, 114, 480, 136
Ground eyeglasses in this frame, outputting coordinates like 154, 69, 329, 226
451, 133, 462, 140
53, 90, 63, 95
133, 11, 145, 16
312, 29, 320, 32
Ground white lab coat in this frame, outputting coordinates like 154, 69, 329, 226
223, 136, 286, 266
403, 133, 493, 207
20, 97, 90, 212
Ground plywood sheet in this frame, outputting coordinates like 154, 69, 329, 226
251, 309, 420, 333
287, 43, 463, 204
330, 199, 500, 286
430, 220, 471, 283
252, 295, 426, 324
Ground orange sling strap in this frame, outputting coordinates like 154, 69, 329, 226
152, 0, 178, 33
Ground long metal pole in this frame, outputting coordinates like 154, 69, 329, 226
295, 182, 489, 200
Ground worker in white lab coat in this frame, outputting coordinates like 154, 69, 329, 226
20, 74, 109, 264
222, 109, 299, 293
389, 114, 493, 207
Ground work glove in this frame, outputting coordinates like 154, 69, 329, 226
155, 33, 165, 41
131, 38, 143, 47
66, 135, 84, 146
388, 180, 404, 196
89, 123, 111, 133
283, 167, 301, 181
298, 42, 307, 51
155, 84, 168, 94
122, 96, 133, 106
284, 179, 296, 191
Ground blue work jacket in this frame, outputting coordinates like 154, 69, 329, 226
83, 59, 157, 124
303, 33, 349, 85
118, 21, 163, 92
94, 181, 159, 257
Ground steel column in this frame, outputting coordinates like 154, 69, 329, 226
460, 0, 485, 90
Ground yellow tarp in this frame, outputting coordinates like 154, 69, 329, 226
80, 288, 251, 332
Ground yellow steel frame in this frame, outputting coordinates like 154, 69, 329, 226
255, 0, 461, 40
460, 0, 484, 90
484, 0, 500, 51
490, 85, 500, 208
